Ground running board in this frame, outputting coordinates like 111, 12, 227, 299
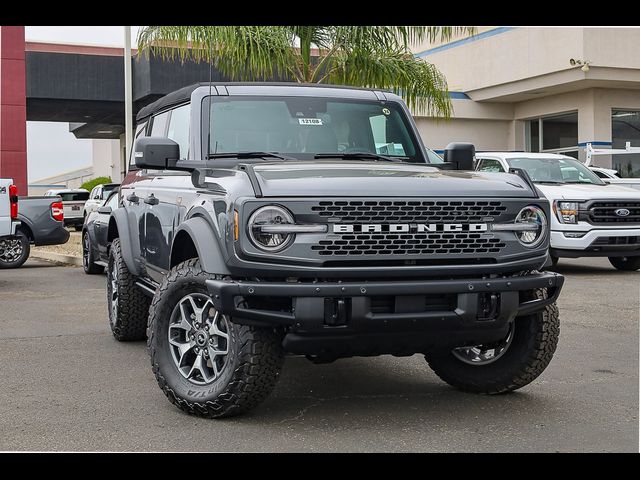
135, 280, 157, 297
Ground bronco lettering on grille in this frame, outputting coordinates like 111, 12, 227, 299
332, 223, 489, 234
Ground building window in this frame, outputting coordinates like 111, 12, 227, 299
525, 112, 579, 158
612, 110, 640, 177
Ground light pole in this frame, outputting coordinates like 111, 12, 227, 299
124, 26, 132, 178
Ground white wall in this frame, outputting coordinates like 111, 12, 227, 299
91, 139, 122, 181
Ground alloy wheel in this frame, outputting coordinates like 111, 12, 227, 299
168, 293, 230, 385
0, 238, 24, 263
451, 322, 515, 365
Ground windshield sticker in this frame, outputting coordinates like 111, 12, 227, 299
382, 107, 391, 115
298, 118, 323, 126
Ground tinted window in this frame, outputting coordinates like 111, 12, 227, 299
167, 104, 190, 159
59, 192, 90, 201
477, 158, 505, 172
207, 97, 423, 162
593, 170, 609, 179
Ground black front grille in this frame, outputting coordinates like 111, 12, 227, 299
592, 236, 640, 246
311, 232, 506, 256
587, 202, 640, 224
310, 200, 507, 223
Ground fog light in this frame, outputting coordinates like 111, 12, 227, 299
563, 232, 586, 238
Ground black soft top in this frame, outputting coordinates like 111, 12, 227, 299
135, 82, 387, 122
136, 83, 202, 122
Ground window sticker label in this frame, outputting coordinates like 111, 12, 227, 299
298, 118, 323, 126
382, 107, 391, 115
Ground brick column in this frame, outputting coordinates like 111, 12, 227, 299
0, 26, 27, 193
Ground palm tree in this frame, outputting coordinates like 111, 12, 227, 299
137, 26, 476, 117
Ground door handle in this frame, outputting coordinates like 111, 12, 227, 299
144, 194, 159, 206
126, 193, 140, 204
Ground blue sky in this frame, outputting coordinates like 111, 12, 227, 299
25, 27, 141, 182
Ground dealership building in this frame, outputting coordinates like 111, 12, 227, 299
410, 27, 640, 176
2, 26, 640, 195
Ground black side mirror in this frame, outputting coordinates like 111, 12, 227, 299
134, 137, 180, 170
444, 142, 476, 171
97, 206, 112, 214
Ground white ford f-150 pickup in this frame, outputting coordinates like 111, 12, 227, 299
475, 152, 640, 270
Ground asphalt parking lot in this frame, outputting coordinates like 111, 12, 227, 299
0, 257, 637, 452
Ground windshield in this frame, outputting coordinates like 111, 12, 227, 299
206, 96, 424, 163
506, 157, 605, 185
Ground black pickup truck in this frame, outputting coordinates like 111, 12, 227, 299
106, 83, 564, 418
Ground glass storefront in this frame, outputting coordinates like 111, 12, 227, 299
611, 110, 640, 177
525, 112, 579, 158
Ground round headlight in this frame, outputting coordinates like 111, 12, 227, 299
248, 206, 295, 252
514, 205, 547, 248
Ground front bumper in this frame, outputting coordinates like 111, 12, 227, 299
206, 271, 564, 355
551, 228, 640, 258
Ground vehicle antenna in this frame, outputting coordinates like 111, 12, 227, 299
207, 37, 213, 161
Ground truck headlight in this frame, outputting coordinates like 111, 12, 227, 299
514, 205, 547, 247
554, 201, 579, 224
248, 205, 295, 251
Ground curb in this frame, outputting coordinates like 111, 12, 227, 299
30, 250, 83, 267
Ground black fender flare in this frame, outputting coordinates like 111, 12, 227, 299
172, 216, 231, 275
109, 207, 142, 276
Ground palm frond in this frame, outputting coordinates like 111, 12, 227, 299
324, 48, 452, 117
137, 26, 299, 81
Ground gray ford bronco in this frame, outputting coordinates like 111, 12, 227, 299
107, 83, 564, 418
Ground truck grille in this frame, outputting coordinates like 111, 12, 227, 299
310, 200, 507, 223
308, 200, 508, 257
311, 232, 506, 256
587, 201, 640, 224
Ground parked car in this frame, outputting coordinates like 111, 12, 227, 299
82, 188, 119, 274
105, 82, 564, 418
84, 183, 120, 218
589, 166, 640, 191
44, 188, 90, 231
475, 152, 640, 270
0, 186, 69, 268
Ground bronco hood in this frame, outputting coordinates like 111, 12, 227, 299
250, 162, 535, 198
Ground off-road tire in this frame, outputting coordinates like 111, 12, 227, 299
0, 232, 30, 269
426, 289, 560, 394
608, 256, 640, 271
82, 231, 103, 274
107, 238, 150, 341
147, 259, 284, 418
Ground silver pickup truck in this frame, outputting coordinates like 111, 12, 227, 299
0, 181, 70, 269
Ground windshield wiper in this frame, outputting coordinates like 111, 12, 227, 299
207, 151, 296, 161
534, 180, 566, 184
314, 152, 403, 163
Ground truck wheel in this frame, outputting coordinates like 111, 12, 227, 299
147, 259, 284, 418
608, 256, 640, 271
82, 231, 103, 274
426, 290, 559, 394
107, 238, 150, 341
0, 233, 30, 269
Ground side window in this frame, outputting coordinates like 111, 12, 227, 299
167, 104, 190, 160
107, 193, 119, 209
593, 170, 608, 179
129, 121, 149, 170
150, 111, 170, 137
477, 158, 505, 172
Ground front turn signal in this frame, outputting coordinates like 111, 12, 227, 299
234, 210, 239, 241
